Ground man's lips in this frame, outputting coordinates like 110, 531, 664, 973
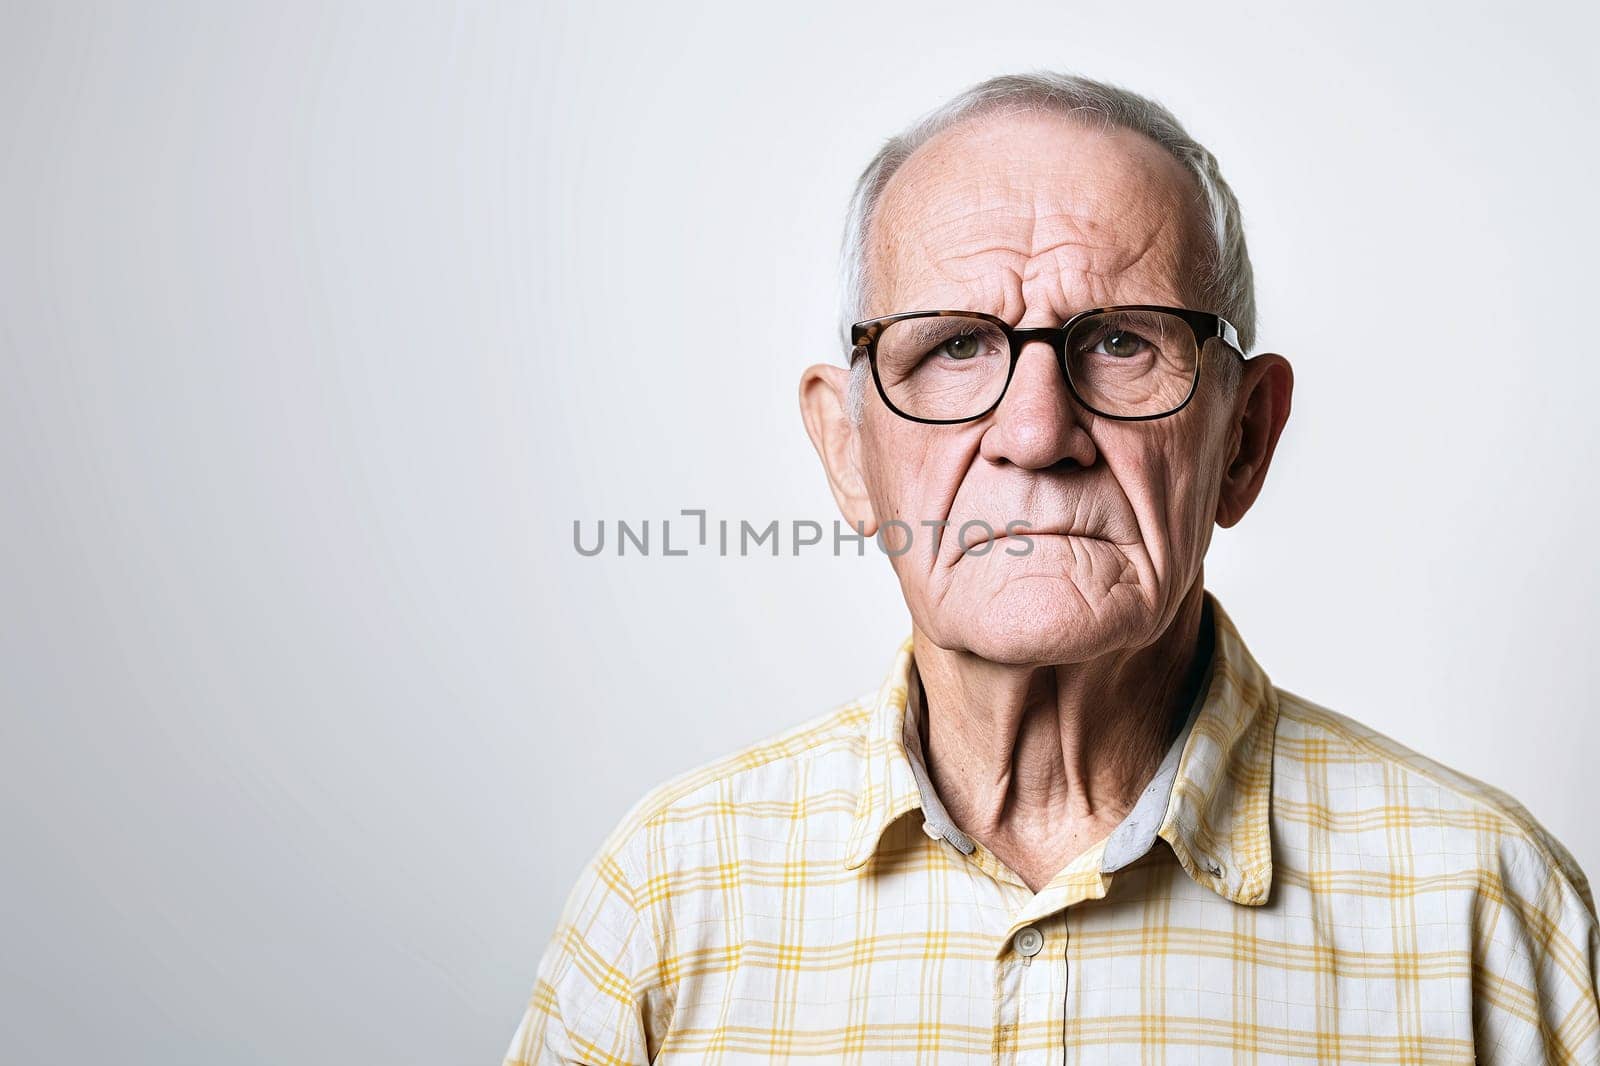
957, 526, 1101, 555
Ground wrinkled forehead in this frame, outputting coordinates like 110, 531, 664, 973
867, 111, 1210, 318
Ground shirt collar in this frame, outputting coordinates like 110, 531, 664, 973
841, 589, 1277, 907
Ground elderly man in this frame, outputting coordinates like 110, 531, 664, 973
505, 72, 1599, 1064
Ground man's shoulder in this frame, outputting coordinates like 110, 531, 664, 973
587, 689, 878, 878
1272, 685, 1595, 914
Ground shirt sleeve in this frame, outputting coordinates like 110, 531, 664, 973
501, 841, 665, 1066
1473, 829, 1600, 1064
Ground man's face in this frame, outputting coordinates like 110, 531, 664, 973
850, 111, 1246, 665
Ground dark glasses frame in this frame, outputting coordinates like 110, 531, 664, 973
848, 305, 1244, 425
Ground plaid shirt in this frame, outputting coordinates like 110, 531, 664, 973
504, 591, 1600, 1064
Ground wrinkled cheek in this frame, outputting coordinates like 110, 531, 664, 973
1141, 450, 1221, 573
859, 426, 924, 522
1126, 416, 1209, 547
878, 505, 950, 595
857, 472, 924, 591
860, 436, 958, 565
875, 518, 915, 557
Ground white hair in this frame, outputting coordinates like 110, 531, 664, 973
840, 70, 1257, 424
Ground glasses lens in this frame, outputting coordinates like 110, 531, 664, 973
1065, 309, 1198, 417
874, 314, 1010, 421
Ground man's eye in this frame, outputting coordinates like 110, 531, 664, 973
934, 333, 984, 360
1090, 330, 1151, 358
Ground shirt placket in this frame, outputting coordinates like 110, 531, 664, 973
993, 909, 1071, 1066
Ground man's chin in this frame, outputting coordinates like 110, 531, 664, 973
928, 577, 1147, 666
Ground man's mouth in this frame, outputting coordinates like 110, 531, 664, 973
957, 526, 1100, 556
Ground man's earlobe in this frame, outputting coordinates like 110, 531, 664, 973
1215, 353, 1293, 529
799, 363, 878, 536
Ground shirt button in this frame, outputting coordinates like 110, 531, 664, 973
1014, 925, 1043, 957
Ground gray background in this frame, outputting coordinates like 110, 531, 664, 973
3, 1, 1596, 1062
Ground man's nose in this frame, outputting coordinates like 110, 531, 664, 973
979, 338, 1096, 470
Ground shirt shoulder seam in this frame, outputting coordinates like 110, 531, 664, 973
600, 693, 874, 855
1274, 686, 1594, 910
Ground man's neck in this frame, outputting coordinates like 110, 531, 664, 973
911, 584, 1213, 893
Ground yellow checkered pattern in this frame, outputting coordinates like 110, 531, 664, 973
504, 591, 1600, 1064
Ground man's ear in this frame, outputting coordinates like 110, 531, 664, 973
799, 362, 878, 537
1216, 353, 1294, 529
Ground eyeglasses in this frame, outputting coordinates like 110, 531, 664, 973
849, 305, 1244, 424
